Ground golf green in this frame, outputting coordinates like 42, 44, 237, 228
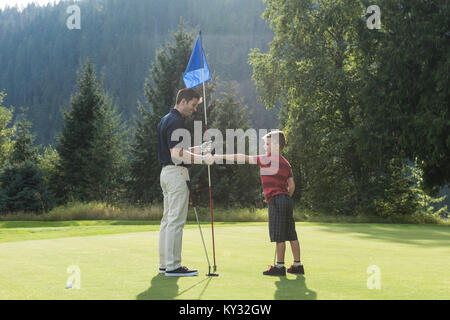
0, 222, 448, 299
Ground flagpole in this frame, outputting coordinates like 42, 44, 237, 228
200, 31, 217, 272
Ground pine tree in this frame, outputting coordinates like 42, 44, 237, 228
0, 106, 54, 214
190, 83, 263, 207
0, 92, 15, 169
56, 59, 128, 203
0, 160, 55, 214
128, 23, 194, 204
10, 108, 40, 164
129, 23, 263, 207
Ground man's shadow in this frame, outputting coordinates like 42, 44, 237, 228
136, 274, 212, 300
274, 275, 317, 300
137, 274, 179, 300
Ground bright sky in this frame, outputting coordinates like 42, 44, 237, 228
0, 0, 63, 10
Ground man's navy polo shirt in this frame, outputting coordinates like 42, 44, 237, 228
157, 108, 189, 166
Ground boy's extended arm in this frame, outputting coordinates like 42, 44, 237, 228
170, 148, 214, 165
189, 146, 201, 154
189, 141, 212, 155
287, 177, 295, 197
213, 154, 257, 164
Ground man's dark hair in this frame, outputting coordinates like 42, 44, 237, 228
176, 88, 202, 105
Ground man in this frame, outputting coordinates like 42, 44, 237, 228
157, 88, 214, 277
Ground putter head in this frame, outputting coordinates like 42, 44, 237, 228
206, 266, 218, 277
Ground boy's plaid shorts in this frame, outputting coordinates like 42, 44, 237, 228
268, 193, 298, 242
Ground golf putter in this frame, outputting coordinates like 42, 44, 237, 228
194, 207, 219, 277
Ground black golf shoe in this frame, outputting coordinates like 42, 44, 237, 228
165, 266, 198, 277
263, 265, 286, 276
287, 264, 305, 275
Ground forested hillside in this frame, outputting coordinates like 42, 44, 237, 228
0, 0, 448, 217
0, 0, 276, 145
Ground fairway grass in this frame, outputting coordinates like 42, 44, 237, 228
0, 222, 448, 300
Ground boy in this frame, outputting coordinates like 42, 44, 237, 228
213, 131, 304, 276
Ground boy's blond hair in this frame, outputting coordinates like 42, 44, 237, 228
262, 130, 287, 151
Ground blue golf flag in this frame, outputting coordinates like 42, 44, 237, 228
183, 34, 211, 88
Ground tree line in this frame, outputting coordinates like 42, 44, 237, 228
0, 23, 263, 214
0, 0, 276, 147
0, 0, 448, 219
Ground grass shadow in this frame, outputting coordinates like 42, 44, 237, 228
317, 223, 450, 248
274, 275, 317, 300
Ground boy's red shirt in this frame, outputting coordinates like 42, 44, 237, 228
256, 153, 293, 204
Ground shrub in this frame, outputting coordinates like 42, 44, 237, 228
0, 160, 55, 214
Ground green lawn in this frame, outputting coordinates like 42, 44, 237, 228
0, 221, 448, 300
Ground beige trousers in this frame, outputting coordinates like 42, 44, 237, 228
159, 165, 190, 271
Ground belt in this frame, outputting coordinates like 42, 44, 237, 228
162, 163, 188, 168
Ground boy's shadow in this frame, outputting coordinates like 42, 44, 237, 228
274, 275, 317, 300
136, 274, 179, 300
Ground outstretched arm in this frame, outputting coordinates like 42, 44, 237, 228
189, 146, 201, 154
170, 148, 214, 165
189, 141, 212, 155
213, 154, 258, 165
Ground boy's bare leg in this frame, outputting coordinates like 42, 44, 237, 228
276, 242, 286, 263
290, 240, 301, 262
